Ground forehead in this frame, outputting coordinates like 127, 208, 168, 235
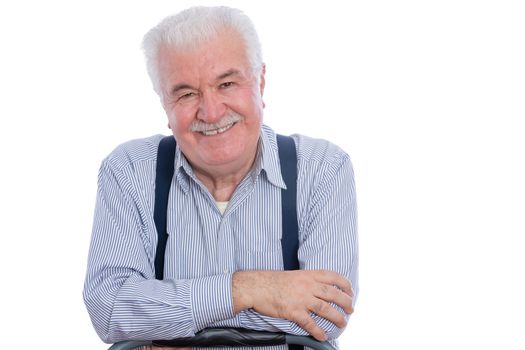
157, 29, 252, 85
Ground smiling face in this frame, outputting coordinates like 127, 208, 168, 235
158, 29, 265, 179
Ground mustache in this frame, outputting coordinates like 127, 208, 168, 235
190, 111, 243, 132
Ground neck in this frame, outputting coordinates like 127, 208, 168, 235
192, 147, 258, 201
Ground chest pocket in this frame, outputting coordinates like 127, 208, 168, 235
240, 249, 283, 270
235, 225, 283, 271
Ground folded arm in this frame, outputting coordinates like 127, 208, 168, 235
231, 152, 359, 341
83, 160, 235, 343
232, 269, 354, 341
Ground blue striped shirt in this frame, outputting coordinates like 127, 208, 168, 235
83, 125, 358, 349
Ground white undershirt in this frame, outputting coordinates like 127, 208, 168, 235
215, 201, 229, 215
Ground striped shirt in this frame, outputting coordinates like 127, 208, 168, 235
83, 125, 358, 349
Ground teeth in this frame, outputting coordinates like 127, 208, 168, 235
202, 129, 218, 136
201, 122, 235, 136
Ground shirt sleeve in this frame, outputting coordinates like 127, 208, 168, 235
83, 159, 235, 343
237, 150, 359, 340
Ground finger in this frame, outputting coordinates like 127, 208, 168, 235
309, 299, 347, 328
293, 311, 327, 342
314, 284, 354, 314
312, 270, 353, 296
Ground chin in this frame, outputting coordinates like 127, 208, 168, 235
203, 150, 242, 166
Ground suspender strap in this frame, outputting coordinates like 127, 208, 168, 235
276, 135, 302, 350
276, 134, 299, 271
153, 136, 177, 280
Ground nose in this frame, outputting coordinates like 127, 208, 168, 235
197, 91, 226, 123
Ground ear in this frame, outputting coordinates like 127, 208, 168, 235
259, 64, 266, 108
259, 63, 266, 96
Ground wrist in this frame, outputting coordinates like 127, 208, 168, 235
232, 271, 254, 314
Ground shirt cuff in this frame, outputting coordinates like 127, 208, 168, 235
190, 273, 235, 331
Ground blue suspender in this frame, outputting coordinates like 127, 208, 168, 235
275, 134, 301, 350
154, 135, 302, 350
153, 136, 177, 280
276, 134, 299, 271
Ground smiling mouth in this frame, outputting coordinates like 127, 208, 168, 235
200, 121, 237, 136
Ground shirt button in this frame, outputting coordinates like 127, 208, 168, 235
223, 269, 229, 274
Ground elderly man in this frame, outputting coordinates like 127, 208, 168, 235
84, 6, 358, 350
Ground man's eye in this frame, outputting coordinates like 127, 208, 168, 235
220, 82, 234, 89
178, 92, 196, 100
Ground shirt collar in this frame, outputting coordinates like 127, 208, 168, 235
258, 124, 287, 189
173, 146, 191, 194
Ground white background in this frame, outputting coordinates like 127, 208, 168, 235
1, 1, 524, 349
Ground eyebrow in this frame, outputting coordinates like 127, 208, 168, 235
216, 69, 242, 81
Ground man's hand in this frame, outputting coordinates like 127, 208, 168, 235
232, 270, 354, 341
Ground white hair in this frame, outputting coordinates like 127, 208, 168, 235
142, 6, 263, 95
